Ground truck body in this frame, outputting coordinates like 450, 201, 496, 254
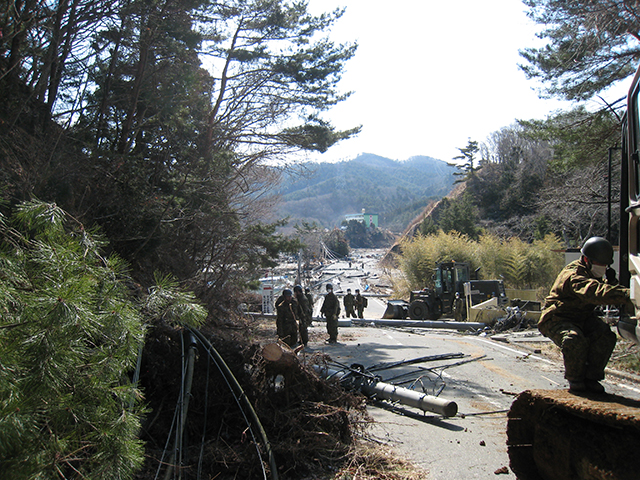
618, 64, 640, 345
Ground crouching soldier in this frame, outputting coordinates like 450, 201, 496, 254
539, 237, 632, 394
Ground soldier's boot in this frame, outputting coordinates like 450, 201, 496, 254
585, 379, 605, 393
568, 380, 586, 393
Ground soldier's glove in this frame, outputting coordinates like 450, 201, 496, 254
606, 267, 618, 284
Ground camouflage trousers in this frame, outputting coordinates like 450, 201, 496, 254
277, 320, 298, 348
326, 314, 338, 342
539, 315, 616, 382
299, 318, 309, 346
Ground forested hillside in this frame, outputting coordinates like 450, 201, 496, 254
409, 109, 623, 248
277, 153, 456, 231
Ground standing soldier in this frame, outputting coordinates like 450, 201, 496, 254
275, 289, 298, 348
355, 289, 367, 319
453, 292, 466, 322
343, 288, 357, 318
305, 287, 314, 326
293, 285, 311, 346
539, 237, 632, 393
321, 283, 340, 343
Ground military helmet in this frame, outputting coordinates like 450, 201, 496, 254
293, 285, 303, 294
581, 237, 614, 265
283, 289, 293, 297
305, 287, 310, 293
326, 283, 333, 291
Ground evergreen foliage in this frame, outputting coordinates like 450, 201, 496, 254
436, 193, 480, 240
0, 201, 146, 479
448, 139, 479, 183
323, 228, 350, 258
342, 220, 395, 248
520, 0, 640, 101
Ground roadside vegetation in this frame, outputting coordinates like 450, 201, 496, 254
392, 231, 564, 300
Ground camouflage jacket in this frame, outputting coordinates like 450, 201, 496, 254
295, 293, 312, 321
539, 258, 630, 327
343, 293, 355, 308
321, 292, 340, 317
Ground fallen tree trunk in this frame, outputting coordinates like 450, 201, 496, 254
262, 342, 303, 369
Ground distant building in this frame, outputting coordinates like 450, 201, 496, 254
344, 210, 379, 228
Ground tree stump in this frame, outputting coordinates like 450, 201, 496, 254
262, 341, 303, 370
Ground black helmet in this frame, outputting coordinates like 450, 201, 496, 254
293, 285, 303, 294
326, 283, 333, 291
305, 287, 310, 293
283, 289, 293, 297
581, 237, 614, 265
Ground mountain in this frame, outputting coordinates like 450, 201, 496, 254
276, 153, 457, 232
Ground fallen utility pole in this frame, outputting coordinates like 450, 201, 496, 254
314, 365, 458, 417
352, 318, 486, 331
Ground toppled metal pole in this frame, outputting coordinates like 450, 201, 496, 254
352, 318, 486, 331
359, 381, 458, 418
314, 365, 458, 417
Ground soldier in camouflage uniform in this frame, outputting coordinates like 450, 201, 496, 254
321, 283, 340, 343
539, 237, 632, 393
275, 289, 298, 348
293, 285, 311, 346
343, 288, 356, 318
305, 287, 314, 326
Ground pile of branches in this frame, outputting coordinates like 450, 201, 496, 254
135, 323, 369, 480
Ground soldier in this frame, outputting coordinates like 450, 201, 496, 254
453, 292, 466, 322
275, 289, 298, 348
305, 287, 314, 326
343, 288, 357, 318
320, 283, 340, 343
355, 289, 367, 319
293, 285, 311, 346
539, 237, 632, 393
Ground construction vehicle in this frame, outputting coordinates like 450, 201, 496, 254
506, 66, 640, 480
383, 261, 507, 320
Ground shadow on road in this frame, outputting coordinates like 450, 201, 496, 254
370, 401, 466, 431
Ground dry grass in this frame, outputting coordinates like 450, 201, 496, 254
610, 338, 640, 374
330, 441, 426, 480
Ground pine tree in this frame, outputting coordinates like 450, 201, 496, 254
0, 201, 145, 479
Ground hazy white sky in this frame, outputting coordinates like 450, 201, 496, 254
303, 0, 622, 163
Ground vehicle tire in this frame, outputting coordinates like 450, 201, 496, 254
409, 300, 429, 320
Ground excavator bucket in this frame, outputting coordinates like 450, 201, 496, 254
383, 300, 410, 319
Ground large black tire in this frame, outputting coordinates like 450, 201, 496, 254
409, 300, 429, 320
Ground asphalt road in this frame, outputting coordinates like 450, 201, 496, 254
301, 249, 640, 478
304, 324, 640, 479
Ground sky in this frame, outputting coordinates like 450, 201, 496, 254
303, 0, 624, 164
